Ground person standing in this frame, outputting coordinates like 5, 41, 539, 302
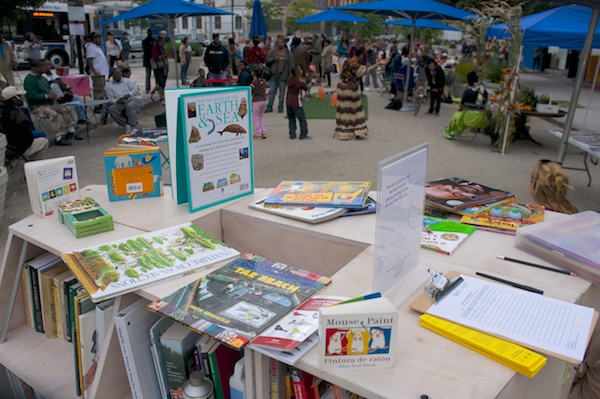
335, 34, 350, 66
310, 34, 322, 78
203, 33, 229, 79
23, 32, 44, 66
321, 39, 333, 88
250, 65, 268, 140
363, 38, 380, 91
286, 66, 309, 140
294, 38, 312, 78
333, 47, 368, 141
150, 36, 168, 103
105, 32, 122, 68
425, 58, 445, 116
245, 36, 265, 66
179, 37, 192, 85
86, 32, 109, 102
142, 28, 154, 93
226, 38, 241, 77
533, 47, 542, 71
120, 32, 131, 65
0, 31, 17, 88
265, 37, 293, 113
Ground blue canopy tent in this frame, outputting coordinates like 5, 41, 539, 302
296, 8, 370, 24
383, 19, 462, 31
101, 0, 233, 87
249, 0, 267, 39
336, 0, 472, 110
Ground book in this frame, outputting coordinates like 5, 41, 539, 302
452, 196, 517, 217
340, 196, 377, 217
264, 181, 372, 209
318, 296, 398, 372
250, 332, 320, 366
249, 197, 349, 223
160, 322, 199, 399
515, 211, 600, 285
27, 253, 63, 333
421, 216, 477, 255
270, 358, 287, 399
24, 156, 80, 217
73, 292, 96, 397
21, 253, 61, 330
148, 253, 332, 349
51, 269, 74, 340
103, 144, 163, 201
460, 201, 545, 234
61, 222, 240, 302
289, 367, 315, 399
207, 342, 241, 399
40, 262, 68, 338
57, 197, 114, 238
114, 298, 163, 399
95, 298, 115, 355
425, 177, 515, 212
250, 295, 347, 353
419, 314, 547, 378
149, 317, 175, 399
62, 276, 79, 342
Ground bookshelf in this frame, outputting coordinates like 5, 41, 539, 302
0, 185, 598, 399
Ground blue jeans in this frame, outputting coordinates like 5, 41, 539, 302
72, 94, 86, 120
267, 75, 287, 112
208, 71, 227, 79
181, 62, 190, 84
287, 106, 307, 139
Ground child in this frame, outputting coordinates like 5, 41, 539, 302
251, 65, 268, 140
191, 68, 206, 87
413, 82, 426, 117
286, 66, 309, 140
530, 160, 578, 214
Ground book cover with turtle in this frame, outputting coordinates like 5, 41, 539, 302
178, 88, 254, 213
61, 222, 240, 302
263, 181, 372, 208
148, 253, 332, 349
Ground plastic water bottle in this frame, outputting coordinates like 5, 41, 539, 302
229, 358, 245, 399
182, 370, 215, 399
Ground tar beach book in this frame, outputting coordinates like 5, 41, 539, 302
61, 223, 240, 302
460, 201, 545, 234
421, 216, 476, 255
318, 295, 397, 372
425, 177, 515, 213
264, 181, 372, 208
148, 253, 332, 349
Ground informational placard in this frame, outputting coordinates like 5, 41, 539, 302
179, 88, 254, 212
67, 0, 85, 22
373, 144, 428, 295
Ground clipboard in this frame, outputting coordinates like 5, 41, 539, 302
410, 271, 599, 364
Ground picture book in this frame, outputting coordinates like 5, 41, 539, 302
318, 296, 397, 372
340, 196, 377, 217
24, 156, 80, 217
264, 181, 372, 209
250, 332, 319, 366
57, 197, 114, 238
103, 144, 163, 201
421, 216, 477, 255
452, 196, 517, 217
148, 253, 332, 349
250, 295, 347, 352
61, 222, 240, 302
425, 177, 515, 212
178, 87, 254, 212
249, 197, 349, 223
460, 201, 545, 234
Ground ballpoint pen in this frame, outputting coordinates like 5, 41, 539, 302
476, 272, 544, 295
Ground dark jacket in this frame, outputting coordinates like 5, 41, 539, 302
203, 42, 229, 74
1, 103, 34, 160
286, 75, 307, 108
266, 46, 294, 80
425, 64, 446, 90
237, 67, 253, 86
142, 35, 154, 67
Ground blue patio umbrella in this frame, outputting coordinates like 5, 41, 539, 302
336, 0, 472, 109
101, 0, 233, 87
296, 8, 370, 24
249, 0, 267, 39
383, 19, 462, 31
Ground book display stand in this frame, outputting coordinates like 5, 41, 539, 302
0, 185, 599, 399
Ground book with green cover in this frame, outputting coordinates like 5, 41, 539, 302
148, 253, 332, 349
421, 216, 477, 255
263, 181, 372, 208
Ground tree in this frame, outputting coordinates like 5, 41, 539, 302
245, 0, 284, 32
0, 0, 45, 24
287, 0, 314, 33
335, 15, 386, 40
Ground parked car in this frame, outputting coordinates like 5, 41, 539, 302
128, 35, 143, 52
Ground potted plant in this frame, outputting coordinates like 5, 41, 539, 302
535, 94, 559, 113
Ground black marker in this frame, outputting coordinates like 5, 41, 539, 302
475, 272, 544, 295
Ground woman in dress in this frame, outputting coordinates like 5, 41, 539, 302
179, 37, 192, 85
105, 33, 121, 68
333, 46, 368, 141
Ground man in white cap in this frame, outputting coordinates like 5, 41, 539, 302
1, 86, 49, 160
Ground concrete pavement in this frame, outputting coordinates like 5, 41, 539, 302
2, 64, 599, 249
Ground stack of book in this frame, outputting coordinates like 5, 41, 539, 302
250, 181, 377, 224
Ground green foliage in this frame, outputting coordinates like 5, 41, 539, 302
245, 0, 283, 32
288, 0, 315, 32
455, 60, 474, 83
0, 0, 45, 23
483, 61, 504, 84
518, 87, 537, 107
391, 25, 441, 45
165, 42, 203, 57
335, 15, 386, 40
438, 0, 559, 15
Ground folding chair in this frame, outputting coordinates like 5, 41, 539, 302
377, 69, 393, 97
393, 65, 416, 101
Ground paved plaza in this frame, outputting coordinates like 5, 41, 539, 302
2, 60, 599, 249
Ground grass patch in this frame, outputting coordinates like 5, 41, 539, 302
302, 93, 369, 120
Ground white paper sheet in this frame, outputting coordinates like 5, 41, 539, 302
426, 275, 594, 362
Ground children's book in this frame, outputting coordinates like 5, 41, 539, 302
103, 144, 163, 201
460, 201, 545, 234
24, 156, 80, 217
425, 177, 515, 212
61, 222, 240, 302
318, 296, 397, 372
148, 253, 332, 349
264, 181, 372, 209
421, 216, 477, 255
451, 196, 517, 217
340, 196, 377, 217
249, 197, 349, 223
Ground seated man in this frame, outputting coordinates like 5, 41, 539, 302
41, 59, 86, 124
1, 86, 49, 161
444, 71, 489, 140
105, 67, 142, 134
23, 59, 79, 146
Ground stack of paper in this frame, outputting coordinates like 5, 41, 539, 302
420, 314, 547, 378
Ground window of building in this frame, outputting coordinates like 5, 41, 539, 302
196, 17, 203, 29
215, 16, 221, 30
182, 17, 188, 29
235, 16, 242, 30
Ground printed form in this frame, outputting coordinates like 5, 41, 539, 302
426, 275, 595, 362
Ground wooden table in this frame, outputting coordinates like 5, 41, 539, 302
515, 110, 567, 145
